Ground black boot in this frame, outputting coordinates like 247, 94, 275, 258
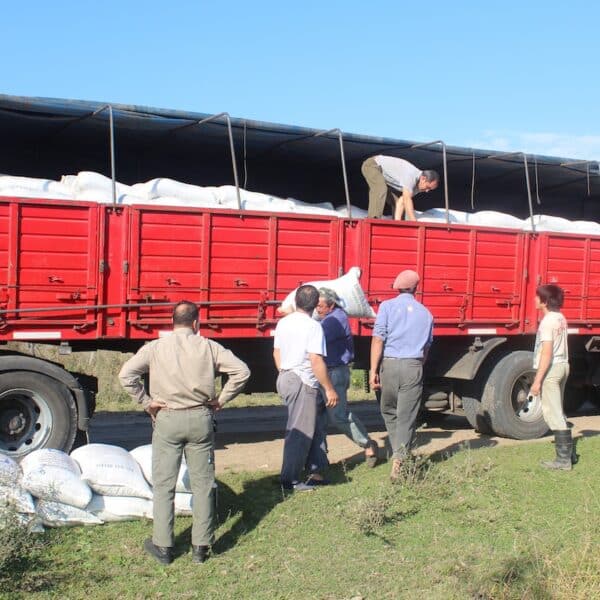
192, 545, 209, 563
541, 430, 573, 471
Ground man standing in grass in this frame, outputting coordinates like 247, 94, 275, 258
529, 284, 574, 470
307, 287, 378, 479
119, 300, 250, 564
369, 270, 433, 482
273, 284, 339, 492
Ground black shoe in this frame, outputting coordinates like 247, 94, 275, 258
192, 545, 209, 563
143, 538, 173, 565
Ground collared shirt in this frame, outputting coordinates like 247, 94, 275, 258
373, 293, 433, 359
374, 155, 422, 194
118, 327, 250, 409
320, 306, 354, 368
274, 311, 326, 388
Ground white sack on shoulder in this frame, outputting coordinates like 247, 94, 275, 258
130, 444, 192, 493
87, 493, 153, 522
277, 266, 376, 318
20, 449, 92, 509
71, 443, 153, 499
35, 499, 102, 527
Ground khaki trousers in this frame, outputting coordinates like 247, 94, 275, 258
540, 362, 569, 431
152, 406, 215, 547
362, 157, 399, 218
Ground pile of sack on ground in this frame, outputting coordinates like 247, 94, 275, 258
2, 172, 600, 234
0, 444, 207, 531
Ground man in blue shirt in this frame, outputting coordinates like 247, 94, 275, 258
369, 270, 433, 481
306, 288, 378, 483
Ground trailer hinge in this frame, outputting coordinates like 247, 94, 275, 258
123, 261, 129, 274
99, 260, 107, 273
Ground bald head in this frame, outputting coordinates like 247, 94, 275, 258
173, 301, 199, 327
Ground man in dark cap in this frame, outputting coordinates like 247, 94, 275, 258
369, 270, 433, 481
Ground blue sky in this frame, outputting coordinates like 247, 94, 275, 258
3, 0, 599, 159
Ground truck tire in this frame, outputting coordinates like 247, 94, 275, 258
462, 396, 493, 434
0, 371, 77, 458
481, 351, 549, 439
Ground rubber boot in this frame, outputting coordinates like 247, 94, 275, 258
541, 430, 573, 471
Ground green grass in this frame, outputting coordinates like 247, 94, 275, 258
5, 436, 599, 599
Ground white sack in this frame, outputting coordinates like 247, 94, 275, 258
572, 220, 600, 235
71, 444, 153, 499
278, 266, 376, 318
0, 176, 72, 197
470, 211, 524, 229
335, 205, 369, 219
0, 186, 74, 200
0, 454, 20, 486
74, 171, 131, 195
87, 493, 153, 522
0, 484, 36, 514
174, 492, 193, 516
21, 449, 92, 509
35, 499, 102, 527
129, 444, 192, 493
523, 214, 573, 232
138, 178, 218, 204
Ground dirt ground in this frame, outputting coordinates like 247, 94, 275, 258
214, 412, 600, 475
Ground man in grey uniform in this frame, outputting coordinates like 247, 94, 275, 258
119, 300, 250, 564
362, 155, 439, 220
369, 270, 433, 481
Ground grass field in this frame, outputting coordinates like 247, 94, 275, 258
3, 436, 599, 599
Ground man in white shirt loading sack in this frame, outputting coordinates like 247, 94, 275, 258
362, 155, 439, 221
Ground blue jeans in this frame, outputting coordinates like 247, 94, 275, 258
325, 365, 370, 449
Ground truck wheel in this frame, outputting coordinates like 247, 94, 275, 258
481, 351, 549, 439
0, 371, 77, 458
462, 396, 493, 434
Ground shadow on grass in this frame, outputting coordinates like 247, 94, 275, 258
473, 553, 549, 599
173, 474, 285, 557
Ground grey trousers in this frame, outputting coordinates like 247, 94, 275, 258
277, 370, 319, 485
379, 358, 424, 459
152, 406, 215, 548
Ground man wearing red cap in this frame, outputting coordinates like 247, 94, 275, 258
369, 270, 433, 481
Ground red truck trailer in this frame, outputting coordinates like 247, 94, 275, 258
1, 96, 599, 457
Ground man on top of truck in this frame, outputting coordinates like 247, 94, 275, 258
362, 155, 439, 221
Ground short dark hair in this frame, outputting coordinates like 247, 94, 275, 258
422, 170, 440, 184
173, 300, 199, 326
295, 285, 319, 313
536, 284, 564, 311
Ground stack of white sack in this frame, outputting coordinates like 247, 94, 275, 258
20, 449, 100, 528
278, 266, 376, 319
5, 171, 600, 235
0, 454, 43, 532
70, 444, 153, 523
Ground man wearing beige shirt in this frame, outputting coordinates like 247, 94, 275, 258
119, 300, 250, 564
